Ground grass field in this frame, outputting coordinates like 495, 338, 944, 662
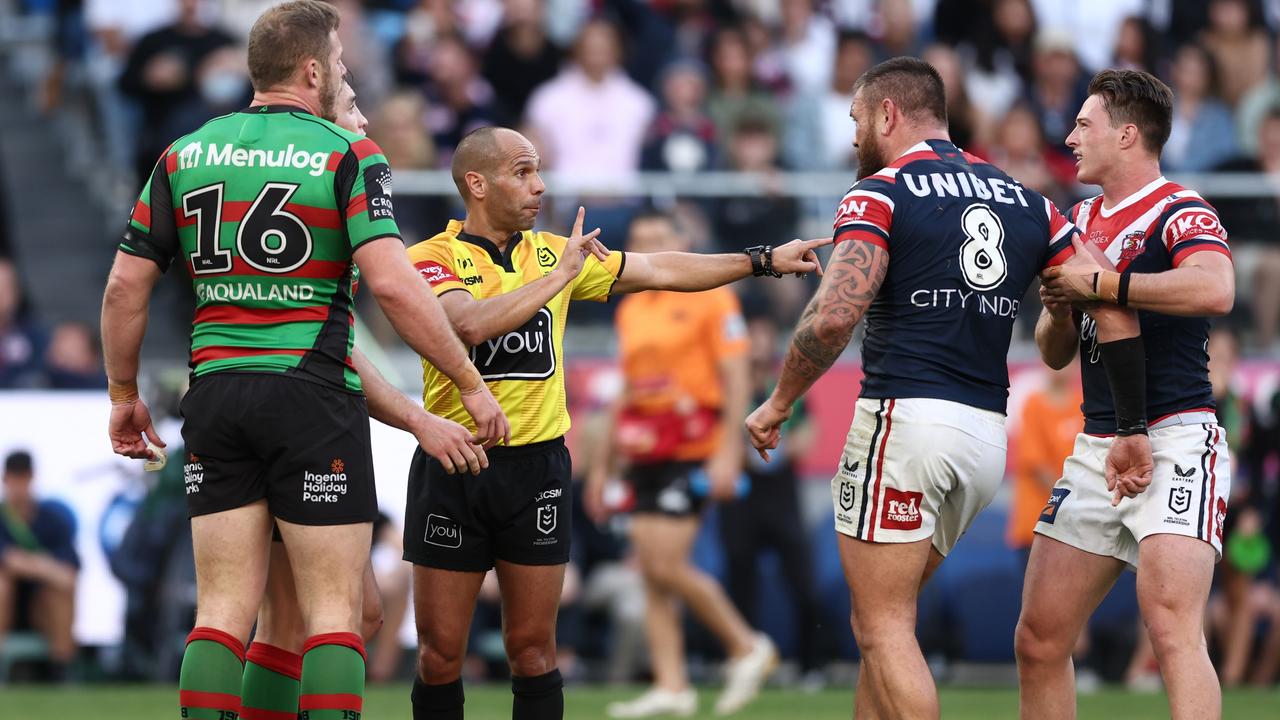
3, 685, 1279, 719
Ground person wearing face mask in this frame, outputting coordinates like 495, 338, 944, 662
117, 0, 237, 185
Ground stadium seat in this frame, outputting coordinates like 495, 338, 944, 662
0, 631, 51, 684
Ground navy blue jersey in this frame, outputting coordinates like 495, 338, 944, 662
836, 139, 1075, 413
1069, 178, 1231, 435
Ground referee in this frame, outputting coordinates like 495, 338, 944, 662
402, 126, 828, 720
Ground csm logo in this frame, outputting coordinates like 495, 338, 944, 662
425, 513, 462, 548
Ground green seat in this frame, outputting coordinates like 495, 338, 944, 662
0, 631, 51, 683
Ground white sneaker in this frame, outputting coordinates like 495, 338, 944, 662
606, 687, 698, 718
714, 633, 779, 715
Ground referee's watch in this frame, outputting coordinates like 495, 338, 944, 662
744, 245, 782, 278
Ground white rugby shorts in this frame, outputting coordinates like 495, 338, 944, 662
1034, 416, 1230, 567
832, 397, 1007, 556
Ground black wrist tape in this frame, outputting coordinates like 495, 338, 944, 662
1117, 272, 1132, 306
1099, 336, 1148, 436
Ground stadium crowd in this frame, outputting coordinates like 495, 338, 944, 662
0, 0, 1278, 705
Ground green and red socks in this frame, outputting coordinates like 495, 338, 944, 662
241, 642, 303, 720
299, 632, 367, 719
179, 627, 245, 720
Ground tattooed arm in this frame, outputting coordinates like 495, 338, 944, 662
745, 240, 890, 460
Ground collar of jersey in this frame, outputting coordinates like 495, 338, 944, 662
242, 104, 313, 115
455, 226, 524, 272
1098, 175, 1169, 218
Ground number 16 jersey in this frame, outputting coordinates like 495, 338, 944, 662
119, 105, 401, 393
835, 139, 1075, 413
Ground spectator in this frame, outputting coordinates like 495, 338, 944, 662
1029, 0, 1145, 72
719, 314, 828, 682
1006, 363, 1082, 571
875, 0, 920, 59
782, 31, 871, 171
1202, 327, 1280, 687
367, 513, 411, 683
1024, 29, 1088, 158
422, 32, 505, 163
1199, 0, 1271, 108
772, 0, 836, 94
711, 116, 803, 321
706, 26, 780, 157
955, 0, 1034, 123
1210, 107, 1280, 349
44, 322, 107, 390
980, 102, 1077, 208
1112, 15, 1160, 74
525, 17, 655, 182
924, 43, 989, 152
84, 0, 178, 176
1164, 43, 1238, 173
481, 0, 563, 120
641, 60, 719, 173
164, 45, 253, 136
0, 258, 48, 389
368, 91, 443, 246
1237, 40, 1280, 157
0, 451, 79, 680
117, 0, 236, 183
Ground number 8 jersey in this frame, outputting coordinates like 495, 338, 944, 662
835, 139, 1075, 413
120, 105, 400, 393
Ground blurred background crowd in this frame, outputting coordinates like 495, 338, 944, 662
0, 0, 1278, 696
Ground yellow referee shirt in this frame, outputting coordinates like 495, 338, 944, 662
407, 219, 625, 446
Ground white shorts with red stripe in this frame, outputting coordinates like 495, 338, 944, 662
832, 397, 1007, 555
1034, 415, 1230, 568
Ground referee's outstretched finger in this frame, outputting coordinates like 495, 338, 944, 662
571, 205, 586, 238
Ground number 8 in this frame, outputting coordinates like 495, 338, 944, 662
959, 203, 1007, 291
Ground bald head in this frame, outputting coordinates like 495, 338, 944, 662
452, 126, 530, 200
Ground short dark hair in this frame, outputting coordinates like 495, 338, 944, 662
247, 0, 341, 92
4, 450, 33, 477
852, 57, 947, 126
451, 126, 504, 199
1087, 68, 1173, 155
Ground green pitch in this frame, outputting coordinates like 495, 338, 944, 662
3, 685, 1278, 719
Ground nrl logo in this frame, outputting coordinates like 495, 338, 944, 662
838, 480, 855, 511
536, 504, 557, 535
1168, 486, 1192, 515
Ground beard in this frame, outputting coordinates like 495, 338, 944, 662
856, 132, 888, 181
318, 65, 340, 123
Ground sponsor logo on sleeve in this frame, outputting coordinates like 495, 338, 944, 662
1167, 209, 1226, 246
880, 487, 924, 530
364, 163, 395, 220
414, 260, 460, 287
1039, 487, 1070, 524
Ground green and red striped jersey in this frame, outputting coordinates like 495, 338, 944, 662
120, 105, 400, 393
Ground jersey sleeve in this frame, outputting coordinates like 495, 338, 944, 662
119, 150, 179, 272
571, 250, 626, 302
832, 178, 894, 250
335, 138, 402, 251
707, 288, 749, 360
407, 241, 467, 297
1041, 197, 1078, 269
1161, 200, 1231, 267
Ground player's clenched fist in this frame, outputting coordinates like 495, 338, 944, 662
745, 399, 793, 462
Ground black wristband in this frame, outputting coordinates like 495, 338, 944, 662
744, 245, 781, 277
1098, 336, 1148, 436
1117, 272, 1132, 306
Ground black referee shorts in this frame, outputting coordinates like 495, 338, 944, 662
402, 437, 572, 572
